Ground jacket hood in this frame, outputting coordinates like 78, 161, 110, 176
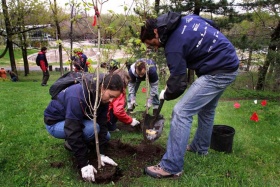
156, 11, 181, 46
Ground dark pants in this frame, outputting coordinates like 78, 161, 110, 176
11, 77, 18, 82
107, 109, 118, 131
42, 70, 50, 85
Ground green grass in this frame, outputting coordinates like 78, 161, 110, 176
0, 71, 279, 186
0, 46, 38, 66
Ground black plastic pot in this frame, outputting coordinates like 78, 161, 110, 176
210, 125, 235, 153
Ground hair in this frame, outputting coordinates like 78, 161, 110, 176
41, 47, 47, 51
102, 73, 124, 92
113, 69, 130, 88
140, 19, 157, 43
135, 60, 146, 72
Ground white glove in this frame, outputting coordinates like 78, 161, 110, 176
81, 165, 97, 182
130, 118, 140, 127
101, 154, 118, 166
159, 90, 165, 100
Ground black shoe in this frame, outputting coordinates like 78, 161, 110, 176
64, 141, 72, 152
41, 83, 47, 86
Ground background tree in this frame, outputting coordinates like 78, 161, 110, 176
229, 12, 271, 72
1, 0, 17, 72
0, 0, 53, 75
242, 0, 280, 91
49, 0, 64, 75
10, 0, 50, 76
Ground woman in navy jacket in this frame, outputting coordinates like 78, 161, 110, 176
44, 73, 123, 182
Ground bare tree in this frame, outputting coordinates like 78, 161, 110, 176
49, 0, 64, 75
1, 0, 17, 72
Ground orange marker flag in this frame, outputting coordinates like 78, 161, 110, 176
250, 112, 259, 122
261, 100, 267, 106
92, 15, 97, 26
234, 102, 241, 108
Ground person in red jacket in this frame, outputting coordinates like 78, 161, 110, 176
37, 47, 49, 86
107, 68, 140, 131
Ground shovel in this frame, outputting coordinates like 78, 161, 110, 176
143, 99, 165, 142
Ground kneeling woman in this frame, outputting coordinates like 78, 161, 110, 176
44, 73, 123, 182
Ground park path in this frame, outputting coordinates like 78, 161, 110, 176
12, 40, 128, 71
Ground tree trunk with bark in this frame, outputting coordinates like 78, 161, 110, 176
256, 20, 280, 90
154, 0, 160, 15
2, 0, 17, 73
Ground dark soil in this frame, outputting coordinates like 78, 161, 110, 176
50, 110, 165, 184
50, 110, 165, 185
50, 139, 165, 184
86, 139, 165, 184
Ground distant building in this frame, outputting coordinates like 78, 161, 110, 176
25, 24, 55, 41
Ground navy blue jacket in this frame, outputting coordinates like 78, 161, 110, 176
44, 80, 108, 168
157, 13, 239, 100
128, 58, 158, 83
128, 59, 159, 97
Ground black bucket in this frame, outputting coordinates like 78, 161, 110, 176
210, 125, 235, 153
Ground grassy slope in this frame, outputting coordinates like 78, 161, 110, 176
0, 71, 279, 186
0, 47, 38, 66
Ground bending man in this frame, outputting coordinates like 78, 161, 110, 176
141, 12, 239, 178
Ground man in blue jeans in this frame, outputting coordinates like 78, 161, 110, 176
140, 12, 239, 178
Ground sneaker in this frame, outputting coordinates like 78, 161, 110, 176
64, 141, 72, 152
144, 164, 182, 179
41, 83, 47, 86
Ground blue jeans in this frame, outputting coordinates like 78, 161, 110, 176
45, 119, 111, 142
160, 71, 238, 174
127, 79, 160, 107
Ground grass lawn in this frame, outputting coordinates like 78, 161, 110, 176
0, 47, 38, 66
0, 70, 279, 186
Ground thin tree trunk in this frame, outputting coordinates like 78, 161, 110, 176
193, 0, 201, 15
2, 0, 17, 73
21, 35, 29, 76
256, 20, 280, 90
154, 0, 160, 15
246, 48, 253, 71
69, 3, 74, 72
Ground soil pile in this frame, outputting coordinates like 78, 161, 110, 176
92, 139, 165, 184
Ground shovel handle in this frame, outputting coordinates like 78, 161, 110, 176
154, 99, 164, 119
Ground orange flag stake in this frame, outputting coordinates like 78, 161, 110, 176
261, 100, 267, 106
234, 102, 241, 108
250, 112, 259, 122
92, 15, 97, 26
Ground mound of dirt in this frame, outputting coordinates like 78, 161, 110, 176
83, 139, 165, 184
50, 110, 165, 184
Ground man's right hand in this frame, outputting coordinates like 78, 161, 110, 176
81, 165, 97, 182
